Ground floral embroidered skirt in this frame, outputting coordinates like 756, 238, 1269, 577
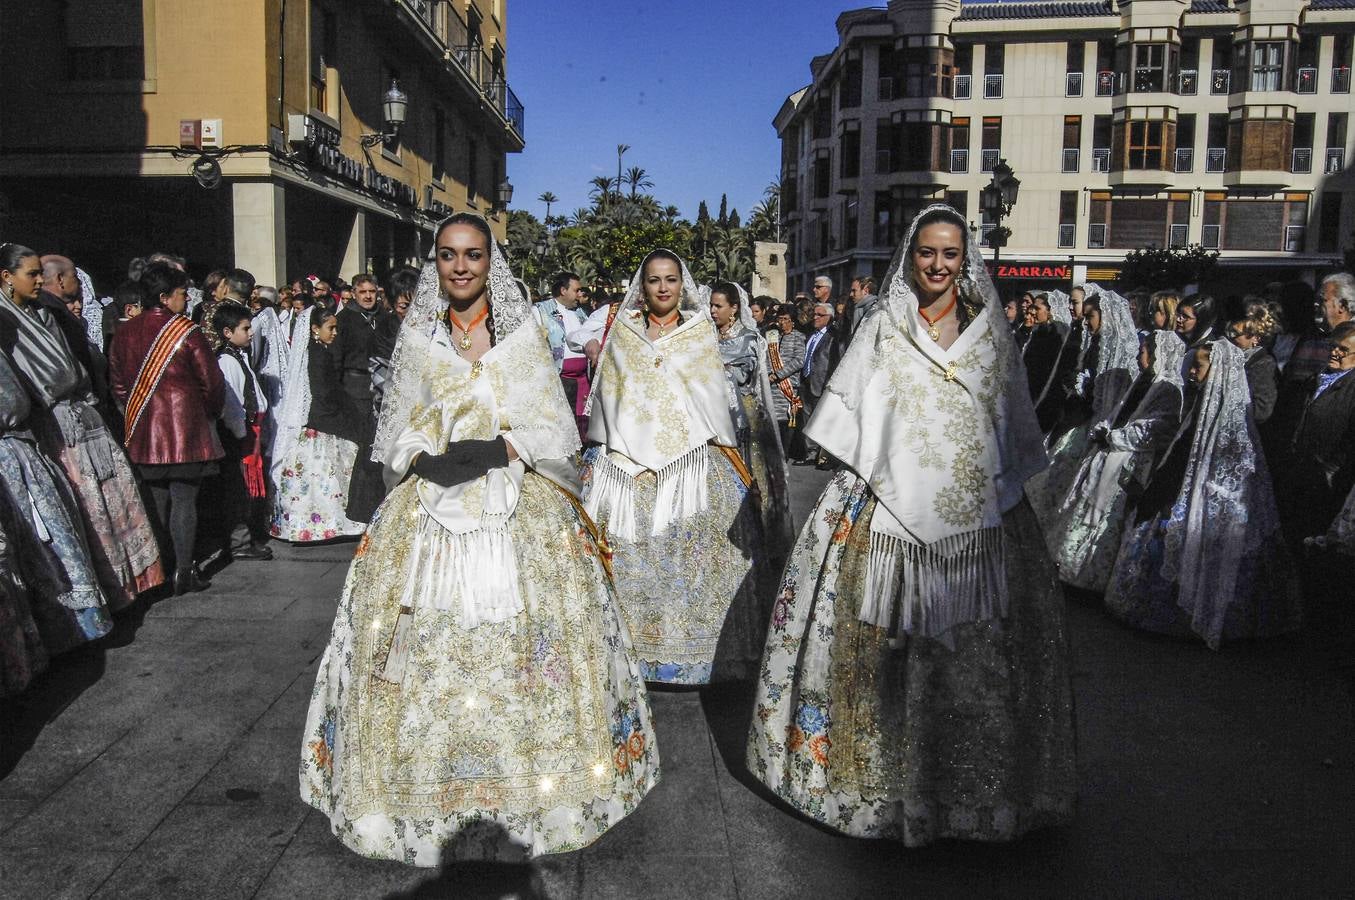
39, 410, 162, 607
299, 472, 660, 865
270, 428, 365, 543
1105, 508, 1302, 647
747, 472, 1078, 844
1045, 448, 1149, 594
580, 445, 774, 685
0, 438, 112, 655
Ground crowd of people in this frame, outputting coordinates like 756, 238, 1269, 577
1, 205, 1351, 864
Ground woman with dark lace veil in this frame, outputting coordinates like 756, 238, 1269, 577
1106, 339, 1300, 648
299, 214, 658, 864
581, 250, 774, 685
745, 204, 1076, 845
710, 282, 795, 574
1044, 329, 1187, 592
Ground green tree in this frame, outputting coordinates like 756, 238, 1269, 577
537, 191, 558, 221
624, 166, 654, 199
1117, 244, 1220, 291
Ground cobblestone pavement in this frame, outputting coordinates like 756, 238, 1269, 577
1, 466, 1352, 899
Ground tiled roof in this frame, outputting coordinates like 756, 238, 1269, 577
1309, 0, 1355, 10
956, 1, 1114, 21
1187, 0, 1233, 13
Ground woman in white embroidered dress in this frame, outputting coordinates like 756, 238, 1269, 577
582, 250, 773, 685
745, 205, 1076, 845
299, 214, 658, 865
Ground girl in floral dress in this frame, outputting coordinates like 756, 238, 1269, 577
746, 205, 1077, 845
299, 214, 658, 864
269, 307, 366, 542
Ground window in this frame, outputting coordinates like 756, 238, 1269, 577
1328, 113, 1348, 173
310, 3, 337, 113
812, 97, 832, 141
983, 44, 1004, 98
875, 118, 895, 173
1133, 44, 1168, 92
1067, 40, 1085, 97
1063, 116, 1081, 172
945, 190, 968, 217
1250, 41, 1284, 91
1179, 36, 1200, 93
813, 149, 832, 199
1059, 191, 1078, 248
841, 51, 863, 108
1127, 120, 1165, 170
1092, 115, 1112, 171
844, 197, 859, 248
954, 45, 973, 98
1294, 112, 1315, 173
466, 138, 479, 201
840, 121, 861, 179
1334, 34, 1352, 93
874, 192, 895, 247
1206, 113, 1228, 171
1296, 35, 1319, 94
1095, 39, 1115, 95
1212, 39, 1232, 93
65, 0, 145, 81
981, 116, 1001, 172
878, 45, 898, 100
433, 109, 447, 181
1319, 192, 1343, 252
1176, 113, 1196, 171
951, 117, 970, 172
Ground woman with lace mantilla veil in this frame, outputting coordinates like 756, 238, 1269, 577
710, 281, 795, 574
746, 205, 1076, 845
299, 214, 658, 864
582, 250, 774, 685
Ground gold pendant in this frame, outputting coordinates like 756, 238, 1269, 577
470, 360, 483, 379
458, 332, 472, 351
944, 362, 958, 382
928, 325, 941, 341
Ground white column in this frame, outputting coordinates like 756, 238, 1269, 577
232, 181, 287, 287
341, 210, 368, 282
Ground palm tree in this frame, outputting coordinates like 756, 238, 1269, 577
588, 176, 618, 208
663, 205, 680, 223
537, 191, 558, 222
616, 144, 630, 204
624, 166, 654, 198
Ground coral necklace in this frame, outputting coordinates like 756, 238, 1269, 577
918, 291, 957, 342
649, 310, 680, 337
448, 304, 490, 351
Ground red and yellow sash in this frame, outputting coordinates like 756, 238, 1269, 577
124, 315, 197, 445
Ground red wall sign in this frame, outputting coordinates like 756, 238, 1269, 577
991, 263, 1071, 279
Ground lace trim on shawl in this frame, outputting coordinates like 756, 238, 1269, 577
585, 444, 708, 543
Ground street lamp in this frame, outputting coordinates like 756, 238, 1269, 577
982, 158, 1021, 266
495, 179, 514, 212
360, 80, 409, 147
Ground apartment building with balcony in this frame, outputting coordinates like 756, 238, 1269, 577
0, 0, 524, 287
776, 0, 1355, 297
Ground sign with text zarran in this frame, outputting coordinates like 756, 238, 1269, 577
992, 263, 1072, 280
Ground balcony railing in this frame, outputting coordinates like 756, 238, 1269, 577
980, 223, 997, 246
1091, 148, 1110, 172
1175, 147, 1194, 172
984, 73, 1004, 98
1202, 224, 1221, 249
954, 74, 971, 99
980, 148, 999, 172
1062, 148, 1080, 172
1066, 71, 1083, 97
1058, 223, 1076, 248
1211, 69, 1230, 94
1327, 147, 1347, 174
1285, 224, 1306, 252
1205, 147, 1226, 173
950, 148, 969, 173
1088, 223, 1107, 248
1334, 66, 1351, 93
1096, 69, 1114, 96
1293, 147, 1313, 173
1296, 66, 1318, 94
503, 83, 524, 136
1169, 224, 1188, 249
1178, 69, 1199, 95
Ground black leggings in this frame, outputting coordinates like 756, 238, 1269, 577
148, 479, 201, 573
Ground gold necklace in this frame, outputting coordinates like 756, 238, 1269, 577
918, 292, 958, 342
448, 305, 490, 351
649, 310, 680, 337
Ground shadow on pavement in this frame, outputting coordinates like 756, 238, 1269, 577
0, 640, 105, 779
385, 821, 553, 900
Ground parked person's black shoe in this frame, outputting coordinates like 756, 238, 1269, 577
173, 567, 211, 596
232, 543, 273, 561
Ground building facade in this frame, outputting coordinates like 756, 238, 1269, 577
776, 0, 1355, 296
0, 0, 524, 288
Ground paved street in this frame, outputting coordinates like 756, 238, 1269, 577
1, 466, 1352, 899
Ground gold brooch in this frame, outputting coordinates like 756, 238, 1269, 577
943, 363, 958, 382
654, 356, 663, 368
470, 361, 483, 379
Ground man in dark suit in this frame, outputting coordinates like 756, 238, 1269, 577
797, 302, 838, 469
1290, 321, 1355, 541
332, 274, 382, 407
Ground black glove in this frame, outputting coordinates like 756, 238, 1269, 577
410, 437, 510, 488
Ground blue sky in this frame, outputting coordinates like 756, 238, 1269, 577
505, 1, 863, 223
